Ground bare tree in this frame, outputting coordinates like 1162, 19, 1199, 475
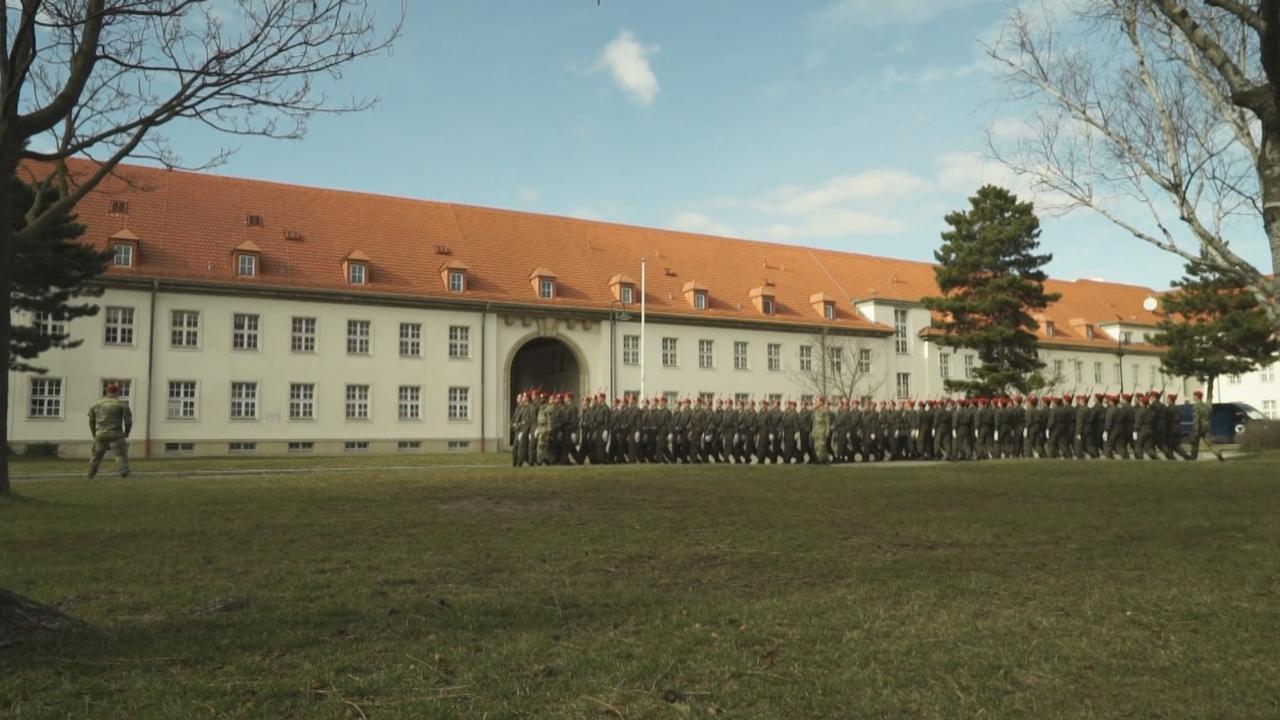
790, 331, 885, 400
0, 1, 402, 494
986, 0, 1279, 332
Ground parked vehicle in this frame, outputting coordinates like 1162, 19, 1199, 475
1178, 402, 1265, 444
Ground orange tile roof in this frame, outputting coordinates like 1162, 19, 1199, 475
41, 158, 1168, 339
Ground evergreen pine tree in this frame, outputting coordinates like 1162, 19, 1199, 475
1152, 261, 1278, 401
922, 185, 1060, 396
8, 176, 110, 373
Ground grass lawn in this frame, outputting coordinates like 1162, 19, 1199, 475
2, 454, 1279, 719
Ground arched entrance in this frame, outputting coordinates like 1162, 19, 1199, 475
509, 337, 583, 418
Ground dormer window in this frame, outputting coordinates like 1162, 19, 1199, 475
232, 240, 262, 279
108, 229, 139, 268
609, 273, 636, 305
439, 259, 470, 293
749, 286, 775, 316
530, 268, 558, 300
1085, 325, 1095, 340
112, 242, 134, 267
682, 281, 709, 311
1045, 320, 1056, 337
810, 292, 836, 321
344, 250, 371, 286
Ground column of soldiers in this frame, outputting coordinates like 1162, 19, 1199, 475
510, 388, 1221, 466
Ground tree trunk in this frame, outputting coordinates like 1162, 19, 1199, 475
1258, 119, 1280, 331
0, 151, 15, 495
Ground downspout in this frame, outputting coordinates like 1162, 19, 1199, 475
143, 279, 159, 458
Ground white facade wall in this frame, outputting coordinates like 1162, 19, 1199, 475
8, 286, 1183, 457
1218, 362, 1280, 418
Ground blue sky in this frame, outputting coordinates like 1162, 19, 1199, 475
158, 0, 1271, 291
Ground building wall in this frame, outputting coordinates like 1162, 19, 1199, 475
1217, 362, 1280, 418
8, 285, 1186, 458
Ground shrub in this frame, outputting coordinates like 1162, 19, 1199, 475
1240, 420, 1280, 452
23, 442, 60, 458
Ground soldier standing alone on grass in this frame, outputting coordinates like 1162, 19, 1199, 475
87, 382, 132, 479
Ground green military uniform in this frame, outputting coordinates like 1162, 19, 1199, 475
1189, 395, 1224, 461
87, 396, 132, 478
811, 403, 832, 464
535, 401, 555, 465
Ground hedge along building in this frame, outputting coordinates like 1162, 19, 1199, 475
7, 160, 1186, 458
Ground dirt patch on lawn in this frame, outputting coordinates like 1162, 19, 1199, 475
437, 496, 572, 514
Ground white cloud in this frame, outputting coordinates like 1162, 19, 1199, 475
768, 210, 906, 241
598, 30, 660, 108
759, 170, 932, 215
671, 211, 736, 238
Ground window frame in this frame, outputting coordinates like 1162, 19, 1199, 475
289, 382, 316, 421
398, 384, 422, 421
28, 377, 64, 419
104, 306, 135, 346
290, 316, 317, 353
799, 345, 813, 372
448, 386, 471, 421
661, 337, 679, 368
236, 253, 257, 278
112, 242, 134, 267
166, 380, 199, 420
893, 308, 910, 355
348, 262, 367, 285
448, 325, 471, 359
767, 343, 782, 372
733, 341, 749, 371
345, 383, 371, 420
622, 334, 639, 366
698, 339, 714, 369
231, 313, 260, 352
399, 322, 423, 358
229, 381, 259, 420
346, 319, 371, 356
169, 310, 200, 349
448, 270, 466, 293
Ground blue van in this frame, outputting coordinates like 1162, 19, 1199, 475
1177, 402, 1266, 443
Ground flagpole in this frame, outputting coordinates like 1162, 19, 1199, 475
640, 257, 647, 400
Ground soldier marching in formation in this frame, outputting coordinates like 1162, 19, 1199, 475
510, 387, 1219, 466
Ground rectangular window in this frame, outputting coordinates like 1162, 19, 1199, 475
761, 297, 775, 315
164, 442, 194, 454
539, 278, 555, 299
664, 391, 679, 405
100, 379, 133, 403
735, 392, 750, 404
698, 339, 714, 369
236, 254, 257, 277
288, 441, 314, 453
448, 386, 471, 420
800, 394, 814, 405
767, 343, 782, 372
799, 345, 813, 372
447, 440, 471, 450
1122, 330, 1133, 344
1094, 361, 1104, 384
733, 341, 749, 370
398, 385, 422, 420
1073, 359, 1083, 383
289, 383, 315, 420
894, 309, 909, 355
694, 292, 707, 310
1052, 359, 1064, 378
1261, 364, 1276, 383
858, 348, 872, 373
112, 243, 134, 267
167, 380, 197, 419
230, 381, 258, 419
33, 311, 65, 338
104, 306, 135, 346
940, 353, 950, 379
895, 372, 911, 400
228, 441, 257, 454
1263, 400, 1277, 419
620, 285, 634, 304
964, 354, 976, 379
448, 325, 470, 358
398, 440, 423, 451
348, 263, 366, 285
767, 393, 783, 403
828, 347, 843, 374
170, 310, 199, 348
661, 337, 678, 367
232, 313, 260, 351
823, 303, 835, 320
344, 440, 370, 452
1131, 364, 1140, 387
1045, 320, 1056, 337
28, 378, 63, 418
399, 322, 422, 357
624, 390, 640, 401
347, 320, 371, 355
622, 334, 639, 366
698, 391, 715, 404
345, 384, 370, 420
291, 317, 317, 353
1114, 363, 1123, 384
448, 271, 466, 293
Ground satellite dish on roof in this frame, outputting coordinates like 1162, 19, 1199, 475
1142, 296, 1158, 312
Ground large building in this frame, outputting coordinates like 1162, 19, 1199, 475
7, 161, 1188, 458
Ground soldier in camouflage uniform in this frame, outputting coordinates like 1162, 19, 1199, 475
87, 382, 132, 479
811, 397, 832, 464
1073, 394, 1092, 459
1188, 389, 1225, 461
